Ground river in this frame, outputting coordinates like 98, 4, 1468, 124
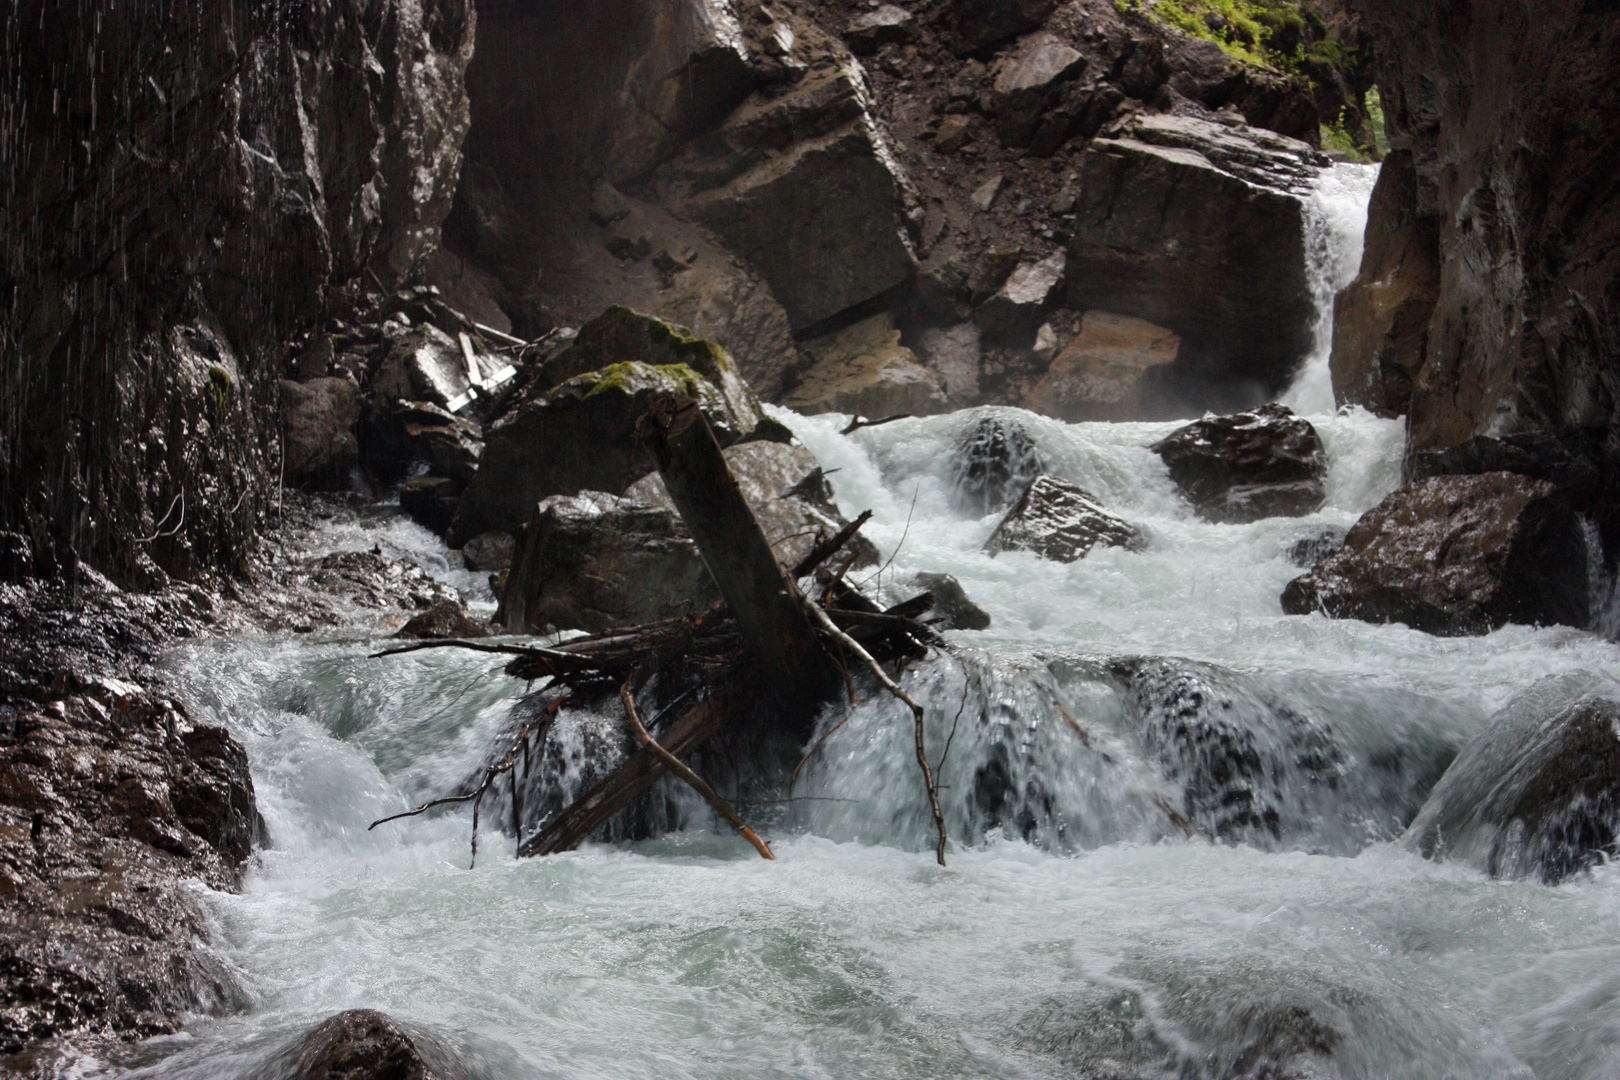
115, 165, 1620, 1079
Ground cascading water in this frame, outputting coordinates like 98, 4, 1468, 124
112, 166, 1620, 1080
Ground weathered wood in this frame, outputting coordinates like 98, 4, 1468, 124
518, 695, 734, 857
638, 396, 838, 730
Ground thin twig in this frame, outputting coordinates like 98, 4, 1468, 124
620, 682, 775, 860
840, 413, 912, 436
805, 600, 947, 866
936, 656, 974, 774
790, 712, 855, 791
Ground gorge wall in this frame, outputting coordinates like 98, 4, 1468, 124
1332, 1, 1620, 544
0, 0, 474, 585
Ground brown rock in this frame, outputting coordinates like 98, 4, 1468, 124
986, 475, 1143, 563
784, 313, 949, 418
398, 600, 491, 640
279, 1009, 466, 1080
1026, 311, 1180, 421
1151, 404, 1327, 524
947, 0, 1061, 53
461, 531, 515, 572
933, 113, 974, 154
1281, 473, 1590, 635
280, 377, 361, 489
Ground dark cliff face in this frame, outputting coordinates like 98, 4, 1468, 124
0, 0, 473, 586
1335, 2, 1620, 537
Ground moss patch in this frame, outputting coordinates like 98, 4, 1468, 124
568, 361, 709, 402
1114, 0, 1345, 75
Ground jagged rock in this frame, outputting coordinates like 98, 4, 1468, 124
401, 476, 462, 536
933, 113, 974, 154
364, 401, 483, 489
280, 377, 361, 489
951, 415, 1045, 516
1067, 115, 1324, 391
1281, 472, 1590, 635
784, 313, 949, 418
992, 33, 1086, 148
1129, 659, 1345, 846
462, 531, 515, 572
1283, 472, 1587, 634
971, 174, 1004, 211
948, 0, 1061, 53
1026, 311, 1180, 422
986, 475, 1142, 563
277, 1009, 467, 1080
1405, 674, 1620, 884
846, 5, 913, 53
912, 572, 991, 630
675, 57, 918, 330
371, 324, 476, 411
398, 600, 491, 640
1284, 526, 1347, 568
449, 312, 761, 545
625, 440, 875, 572
1150, 404, 1327, 524
497, 492, 714, 634
1329, 150, 1440, 417
975, 251, 1066, 343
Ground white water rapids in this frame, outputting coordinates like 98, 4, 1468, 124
110, 165, 1620, 1079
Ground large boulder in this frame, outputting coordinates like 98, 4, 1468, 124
1281, 472, 1590, 635
783, 313, 949, 418
274, 1009, 467, 1080
951, 415, 1046, 516
985, 475, 1143, 563
279, 377, 361, 489
497, 491, 714, 634
1404, 673, 1620, 884
1328, 150, 1441, 418
990, 33, 1087, 149
371, 324, 475, 411
974, 251, 1067, 344
1066, 115, 1323, 391
448, 312, 761, 545
1025, 311, 1180, 422
365, 401, 483, 489
1150, 403, 1327, 523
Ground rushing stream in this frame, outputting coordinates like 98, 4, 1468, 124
107, 166, 1620, 1079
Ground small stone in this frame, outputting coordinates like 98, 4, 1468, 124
934, 113, 973, 154
588, 180, 631, 226
972, 174, 1004, 211
846, 4, 913, 53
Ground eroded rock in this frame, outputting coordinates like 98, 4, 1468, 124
1405, 674, 1620, 884
784, 313, 949, 418
986, 475, 1142, 563
1151, 403, 1327, 523
1026, 311, 1180, 422
1282, 472, 1589, 635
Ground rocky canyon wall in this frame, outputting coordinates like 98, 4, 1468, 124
0, 0, 474, 585
1333, 1, 1620, 541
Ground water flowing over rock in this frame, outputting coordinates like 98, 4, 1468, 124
271, 1009, 468, 1080
449, 311, 761, 545
1282, 473, 1589, 635
1151, 404, 1327, 523
910, 573, 992, 631
1405, 674, 1620, 884
1066, 115, 1324, 393
986, 476, 1142, 563
951, 415, 1046, 517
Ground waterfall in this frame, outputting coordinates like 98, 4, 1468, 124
1280, 163, 1382, 416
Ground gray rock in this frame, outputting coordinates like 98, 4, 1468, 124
273, 1009, 468, 1080
1405, 673, 1620, 884
948, 0, 1061, 53
913, 323, 982, 405
364, 401, 483, 488
975, 250, 1066, 343
398, 600, 491, 640
846, 5, 913, 53
449, 311, 761, 545
1067, 115, 1325, 391
462, 531, 516, 572
280, 377, 360, 489
986, 475, 1143, 563
497, 492, 715, 634
992, 33, 1086, 147
1282, 473, 1590, 635
971, 174, 1004, 211
1150, 403, 1327, 523
913, 572, 991, 630
1285, 526, 1347, 568
371, 324, 475, 410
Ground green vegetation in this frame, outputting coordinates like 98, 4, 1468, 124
1112, 0, 1346, 76
1364, 85, 1391, 156
570, 361, 708, 402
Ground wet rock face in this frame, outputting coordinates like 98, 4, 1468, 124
1281, 472, 1589, 636
1342, 3, 1620, 501
281, 378, 363, 490
1151, 403, 1327, 524
784, 314, 949, 418
951, 416, 1046, 517
1025, 311, 1180, 423
0, 689, 256, 1051
1129, 660, 1345, 846
0, 0, 474, 581
275, 1009, 466, 1080
1405, 676, 1620, 884
449, 310, 761, 545
986, 476, 1142, 563
1066, 115, 1323, 391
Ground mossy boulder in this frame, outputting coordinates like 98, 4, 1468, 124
448, 309, 763, 545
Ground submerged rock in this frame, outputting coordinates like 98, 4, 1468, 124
985, 475, 1142, 563
449, 310, 761, 545
912, 572, 992, 631
1281, 472, 1589, 635
1405, 674, 1620, 884
275, 1009, 466, 1080
951, 415, 1046, 516
1151, 403, 1327, 523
